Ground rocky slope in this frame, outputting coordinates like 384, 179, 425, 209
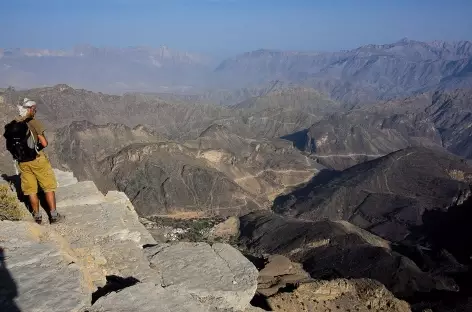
273, 147, 472, 243
229, 86, 341, 139
302, 110, 442, 170
0, 170, 414, 312
236, 210, 472, 312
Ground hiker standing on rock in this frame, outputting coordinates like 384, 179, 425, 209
3, 98, 63, 224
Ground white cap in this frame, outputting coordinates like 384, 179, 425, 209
23, 98, 36, 108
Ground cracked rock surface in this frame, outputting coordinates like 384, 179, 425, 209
146, 242, 259, 311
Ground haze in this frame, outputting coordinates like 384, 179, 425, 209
2, 0, 472, 56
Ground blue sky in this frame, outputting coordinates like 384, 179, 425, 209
1, 0, 472, 56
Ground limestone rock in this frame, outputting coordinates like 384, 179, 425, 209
146, 242, 258, 311
56, 181, 105, 208
52, 199, 157, 286
0, 220, 91, 312
266, 279, 411, 312
54, 168, 78, 187
244, 306, 266, 312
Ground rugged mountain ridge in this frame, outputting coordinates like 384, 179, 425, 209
288, 88, 472, 170
52, 121, 322, 217
0, 84, 338, 141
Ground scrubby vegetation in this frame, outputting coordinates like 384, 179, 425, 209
0, 184, 26, 221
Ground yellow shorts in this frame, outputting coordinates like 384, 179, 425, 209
18, 153, 57, 195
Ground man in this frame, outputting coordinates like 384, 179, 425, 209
13, 98, 63, 224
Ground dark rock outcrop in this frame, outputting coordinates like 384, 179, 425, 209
273, 147, 472, 242
238, 211, 457, 299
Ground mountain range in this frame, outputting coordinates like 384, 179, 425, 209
2, 39, 472, 105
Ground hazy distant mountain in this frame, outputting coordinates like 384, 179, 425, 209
214, 39, 472, 105
0, 46, 215, 93
2, 39, 471, 104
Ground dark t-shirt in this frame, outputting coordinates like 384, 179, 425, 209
15, 116, 47, 156
15, 116, 46, 142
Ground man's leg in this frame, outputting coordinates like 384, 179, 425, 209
35, 154, 62, 222
44, 191, 56, 213
28, 193, 40, 215
18, 161, 41, 222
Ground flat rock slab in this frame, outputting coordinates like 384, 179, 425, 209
0, 221, 91, 312
147, 242, 258, 311
56, 181, 105, 208
89, 282, 212, 312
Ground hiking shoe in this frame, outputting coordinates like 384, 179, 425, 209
33, 213, 42, 224
49, 212, 65, 224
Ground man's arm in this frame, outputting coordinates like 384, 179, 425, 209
37, 134, 48, 148
28, 119, 48, 149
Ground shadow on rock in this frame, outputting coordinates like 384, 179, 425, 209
0, 247, 21, 312
91, 275, 140, 305
281, 129, 310, 151
419, 196, 472, 264
402, 196, 472, 311
272, 168, 339, 214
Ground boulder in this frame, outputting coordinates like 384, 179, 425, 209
257, 255, 312, 297
146, 242, 258, 311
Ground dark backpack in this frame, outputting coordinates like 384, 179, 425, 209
3, 118, 38, 162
